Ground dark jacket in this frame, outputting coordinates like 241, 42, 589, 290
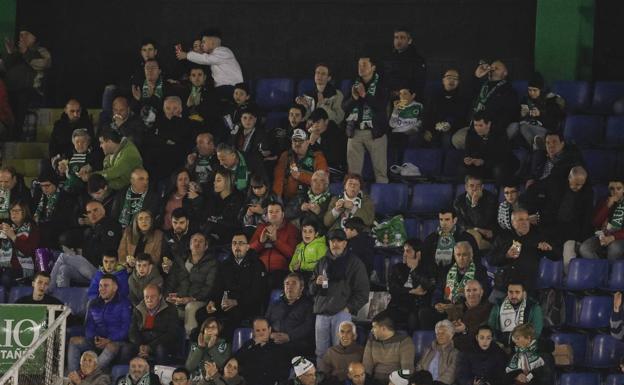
83, 217, 122, 267
230, 126, 266, 162
215, 251, 267, 318
422, 227, 480, 277
161, 229, 192, 260
424, 88, 471, 136
128, 297, 179, 352
235, 339, 290, 385
309, 250, 370, 316
144, 115, 194, 181
432, 262, 490, 305
457, 340, 507, 385
471, 78, 519, 131
31, 189, 76, 248
453, 191, 498, 233
309, 120, 347, 172
465, 127, 516, 171
519, 93, 565, 131
111, 186, 162, 227
265, 295, 315, 356
128, 267, 163, 306
342, 75, 389, 139
85, 292, 132, 341
527, 143, 583, 183
539, 183, 594, 244
111, 113, 146, 152
452, 300, 493, 352
383, 45, 426, 96
388, 263, 436, 310
48, 111, 95, 159
284, 189, 332, 230
166, 251, 218, 301
203, 191, 244, 246
347, 232, 375, 275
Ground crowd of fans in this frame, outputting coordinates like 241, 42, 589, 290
1, 24, 624, 385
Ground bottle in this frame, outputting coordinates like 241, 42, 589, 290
322, 269, 329, 289
394, 233, 402, 247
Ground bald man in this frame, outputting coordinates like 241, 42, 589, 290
348, 362, 377, 385
110, 96, 146, 150
115, 356, 161, 385
111, 167, 161, 228
49, 98, 95, 159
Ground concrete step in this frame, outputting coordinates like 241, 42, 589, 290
2, 142, 49, 159
2, 158, 42, 177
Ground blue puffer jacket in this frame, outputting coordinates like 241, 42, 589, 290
85, 292, 132, 341
87, 265, 130, 300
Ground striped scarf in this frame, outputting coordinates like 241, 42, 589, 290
506, 339, 544, 374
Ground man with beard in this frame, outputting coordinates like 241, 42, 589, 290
162, 208, 192, 264
0, 167, 31, 219
49, 98, 95, 161
115, 356, 161, 385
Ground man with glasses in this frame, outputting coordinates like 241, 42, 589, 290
194, 230, 267, 339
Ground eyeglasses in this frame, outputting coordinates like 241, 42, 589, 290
232, 241, 248, 246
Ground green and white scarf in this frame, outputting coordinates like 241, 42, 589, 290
444, 262, 476, 302
34, 191, 59, 223
0, 238, 12, 267
119, 187, 147, 227
195, 155, 214, 184
506, 339, 544, 373
231, 152, 250, 191
607, 199, 624, 232
434, 226, 456, 267
65, 152, 88, 191
117, 373, 153, 385
0, 189, 10, 219
339, 191, 363, 229
346, 73, 380, 127
188, 85, 202, 107
474, 80, 507, 113
307, 189, 331, 206
499, 296, 527, 333
140, 78, 163, 127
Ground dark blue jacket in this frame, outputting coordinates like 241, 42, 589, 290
87, 267, 130, 300
85, 292, 132, 342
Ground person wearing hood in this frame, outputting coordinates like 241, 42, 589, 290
363, 311, 415, 384
456, 325, 507, 385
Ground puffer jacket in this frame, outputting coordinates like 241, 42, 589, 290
165, 252, 218, 301
289, 236, 327, 272
85, 292, 132, 341
87, 264, 130, 300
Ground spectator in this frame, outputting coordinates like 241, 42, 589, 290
128, 253, 163, 306
111, 168, 161, 229
186, 132, 219, 190
505, 324, 553, 385
415, 320, 459, 385
223, 83, 262, 135
488, 281, 543, 347
347, 362, 380, 385
344, 217, 375, 278
319, 321, 365, 383
240, 174, 275, 233
421, 208, 479, 279
48, 98, 95, 161
289, 218, 327, 282
265, 272, 315, 357
273, 128, 328, 201
165, 232, 218, 336
0, 200, 39, 289
31, 169, 74, 248
288, 356, 331, 385
115, 356, 161, 385
162, 207, 192, 262
383, 26, 426, 99
185, 317, 231, 378
296, 63, 345, 124
308, 108, 347, 176
131, 58, 170, 128
524, 131, 583, 191
76, 175, 115, 224
176, 28, 244, 100
489, 209, 553, 294
611, 291, 623, 340
15, 271, 62, 304
195, 231, 267, 339
456, 325, 506, 385
195, 357, 246, 385
497, 183, 524, 232
184, 64, 220, 130
363, 311, 416, 384
262, 105, 307, 166
230, 106, 265, 162
285, 170, 332, 229
407, 371, 433, 385
310, 228, 370, 361
68, 274, 132, 371
0, 167, 32, 218
2, 28, 51, 139
170, 368, 192, 385
387, 239, 436, 333
49, 230, 96, 290
343, 55, 389, 183
129, 38, 160, 87
216, 143, 267, 192
450, 280, 492, 352
118, 209, 164, 267
110, 96, 146, 151
67, 351, 111, 385
87, 250, 130, 301
162, 168, 205, 231
94, 129, 143, 191
324, 174, 375, 232
203, 167, 244, 246
580, 177, 624, 261
250, 200, 298, 288
461, 111, 518, 186
54, 128, 103, 195
389, 83, 424, 152
422, 68, 470, 148
453, 175, 498, 251
235, 317, 290, 385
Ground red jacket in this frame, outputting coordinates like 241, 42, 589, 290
592, 198, 624, 240
250, 221, 299, 272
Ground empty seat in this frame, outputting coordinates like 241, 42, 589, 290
111, 365, 129, 383
537, 257, 563, 289
511, 80, 528, 97
569, 296, 613, 329
592, 81, 624, 114
255, 78, 295, 110
340, 79, 353, 98
53, 287, 90, 316
586, 334, 624, 368
582, 149, 616, 183
551, 80, 592, 112
0, 287, 4, 303
607, 260, 624, 291
370, 183, 409, 217
605, 116, 624, 146
264, 111, 287, 129
565, 258, 608, 290
605, 374, 624, 385
8, 286, 32, 303
402, 149, 443, 178
550, 333, 588, 366
404, 218, 419, 239
442, 149, 464, 179
297, 79, 315, 96
269, 289, 282, 304
592, 184, 609, 207
408, 184, 453, 215
420, 219, 439, 239
559, 373, 600, 385
412, 330, 435, 361
232, 328, 253, 353
563, 115, 604, 147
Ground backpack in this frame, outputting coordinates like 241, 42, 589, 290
539, 288, 566, 327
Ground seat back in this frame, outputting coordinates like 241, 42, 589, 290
608, 260, 624, 291
586, 334, 624, 368
255, 78, 295, 110
537, 258, 563, 289
442, 149, 464, 179
412, 331, 435, 362
8, 286, 32, 303
592, 81, 624, 114
550, 333, 588, 366
340, 79, 353, 97
605, 374, 624, 385
297, 79, 315, 96
565, 258, 608, 290
605, 116, 624, 146
111, 365, 129, 383
551, 80, 592, 112
269, 289, 283, 304
511, 80, 528, 97
581, 149, 616, 183
402, 149, 443, 178
264, 111, 288, 129
370, 183, 408, 217
559, 373, 600, 385
408, 184, 453, 215
404, 218, 419, 239
576, 296, 613, 328
232, 327, 253, 353
563, 115, 604, 147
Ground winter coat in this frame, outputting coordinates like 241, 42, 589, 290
415, 341, 459, 385
95, 138, 143, 191
166, 252, 218, 301
88, 265, 130, 300
363, 332, 415, 382
128, 266, 163, 306
290, 236, 327, 272
85, 292, 132, 342
117, 228, 164, 265
250, 221, 299, 272
456, 341, 507, 385
128, 297, 179, 352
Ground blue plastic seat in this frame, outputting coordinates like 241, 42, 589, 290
442, 149, 464, 179
255, 78, 295, 110
297, 79, 315, 96
340, 80, 353, 98
370, 183, 408, 217
373, 254, 385, 284
389, 255, 403, 268
329, 182, 343, 197
52, 287, 90, 316
551, 80, 592, 112
559, 373, 600, 385
582, 149, 616, 183
605, 116, 624, 146
511, 80, 528, 97
586, 334, 624, 368
563, 115, 604, 147
408, 184, 453, 215
420, 219, 439, 239
592, 81, 624, 114
550, 333, 588, 366
605, 374, 624, 385
0, 287, 4, 303
570, 296, 613, 329
402, 149, 443, 178
269, 289, 282, 304
607, 260, 624, 291
565, 258, 608, 290
8, 285, 32, 303
412, 330, 435, 361
111, 365, 129, 383
593, 184, 609, 207
232, 327, 253, 353
264, 111, 287, 130
404, 218, 419, 239
536, 257, 563, 289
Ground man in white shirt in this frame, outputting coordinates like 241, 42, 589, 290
176, 28, 243, 100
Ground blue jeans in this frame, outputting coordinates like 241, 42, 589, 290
49, 252, 96, 291
315, 310, 352, 363
67, 337, 120, 372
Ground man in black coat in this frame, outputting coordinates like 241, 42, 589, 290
31, 170, 75, 248
0, 167, 31, 219
453, 175, 498, 252
109, 96, 147, 152
308, 108, 347, 175
383, 26, 426, 98
110, 167, 162, 228
82, 200, 122, 267
161, 207, 192, 261
48, 99, 94, 160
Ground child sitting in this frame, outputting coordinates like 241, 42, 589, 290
505, 324, 552, 385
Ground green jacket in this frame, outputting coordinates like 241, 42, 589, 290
290, 236, 328, 272
96, 138, 143, 190
185, 338, 231, 377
